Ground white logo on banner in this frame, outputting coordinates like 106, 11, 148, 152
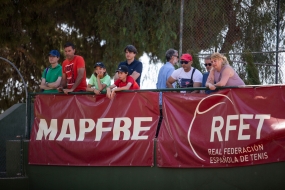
187, 94, 235, 161
187, 94, 270, 162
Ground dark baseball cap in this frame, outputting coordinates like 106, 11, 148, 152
116, 65, 128, 73
94, 62, 105, 68
49, 50, 60, 57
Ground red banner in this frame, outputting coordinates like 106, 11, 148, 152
29, 92, 159, 166
157, 86, 285, 167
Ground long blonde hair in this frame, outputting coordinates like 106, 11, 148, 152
211, 53, 229, 66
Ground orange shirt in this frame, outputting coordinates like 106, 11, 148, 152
62, 55, 87, 91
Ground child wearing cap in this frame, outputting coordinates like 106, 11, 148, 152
106, 65, 140, 99
39, 50, 62, 93
86, 62, 111, 94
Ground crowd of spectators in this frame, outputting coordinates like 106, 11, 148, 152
40, 43, 245, 98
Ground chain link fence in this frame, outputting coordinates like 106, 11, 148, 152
180, 0, 284, 84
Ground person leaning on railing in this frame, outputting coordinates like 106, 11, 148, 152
86, 62, 111, 95
106, 65, 140, 99
58, 42, 87, 94
166, 53, 203, 93
206, 52, 245, 91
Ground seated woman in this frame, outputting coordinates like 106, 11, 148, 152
206, 53, 245, 90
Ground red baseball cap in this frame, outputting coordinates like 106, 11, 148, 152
180, 54, 193, 61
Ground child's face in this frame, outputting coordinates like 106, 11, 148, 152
118, 71, 128, 80
95, 67, 106, 75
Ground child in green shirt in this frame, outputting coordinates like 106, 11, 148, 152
86, 62, 111, 94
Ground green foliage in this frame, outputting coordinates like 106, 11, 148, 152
0, 0, 284, 112
190, 51, 202, 72
243, 52, 261, 85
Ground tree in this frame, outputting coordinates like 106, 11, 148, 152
0, 0, 284, 112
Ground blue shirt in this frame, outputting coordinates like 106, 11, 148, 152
118, 59, 143, 86
202, 72, 216, 94
156, 62, 175, 105
202, 72, 209, 88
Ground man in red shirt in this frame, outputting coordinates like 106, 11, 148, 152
106, 65, 139, 99
58, 42, 87, 94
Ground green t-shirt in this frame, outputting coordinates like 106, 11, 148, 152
41, 64, 62, 93
88, 74, 111, 93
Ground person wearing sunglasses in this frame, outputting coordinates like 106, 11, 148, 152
156, 48, 179, 105
206, 53, 245, 90
201, 55, 214, 94
166, 53, 202, 93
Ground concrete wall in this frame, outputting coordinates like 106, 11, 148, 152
0, 103, 29, 189
0, 104, 26, 177
23, 140, 285, 190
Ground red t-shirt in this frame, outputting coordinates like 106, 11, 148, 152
62, 55, 87, 91
114, 76, 140, 90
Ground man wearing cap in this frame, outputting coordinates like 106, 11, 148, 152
58, 42, 87, 94
86, 62, 111, 94
166, 53, 202, 93
114, 45, 143, 86
107, 65, 140, 99
39, 50, 62, 93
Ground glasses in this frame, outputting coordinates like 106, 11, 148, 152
180, 61, 189, 64
173, 55, 179, 58
204, 63, 212, 67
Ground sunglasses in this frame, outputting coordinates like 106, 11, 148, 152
180, 61, 189, 64
173, 55, 179, 58
204, 63, 212, 66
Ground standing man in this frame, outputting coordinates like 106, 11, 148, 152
202, 55, 213, 94
58, 42, 87, 94
167, 53, 202, 93
114, 45, 143, 86
156, 48, 179, 104
39, 50, 62, 93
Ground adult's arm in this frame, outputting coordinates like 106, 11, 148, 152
166, 76, 176, 88
58, 73, 67, 92
63, 68, 85, 94
47, 77, 62, 88
130, 61, 142, 81
214, 67, 232, 86
191, 82, 202, 93
205, 69, 216, 90
39, 78, 50, 90
131, 71, 140, 81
